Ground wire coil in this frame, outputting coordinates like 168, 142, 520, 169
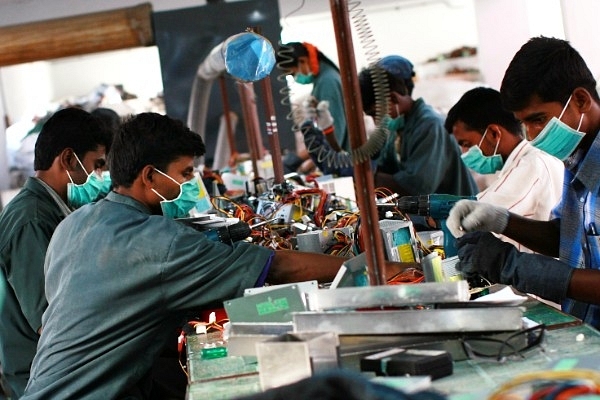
276, 1, 394, 170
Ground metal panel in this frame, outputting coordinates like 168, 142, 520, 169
307, 281, 470, 311
293, 307, 523, 334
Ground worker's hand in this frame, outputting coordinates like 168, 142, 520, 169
447, 200, 509, 238
456, 232, 505, 283
457, 232, 572, 303
316, 100, 334, 131
301, 97, 318, 123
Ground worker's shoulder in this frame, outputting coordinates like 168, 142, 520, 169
517, 144, 564, 171
0, 187, 60, 229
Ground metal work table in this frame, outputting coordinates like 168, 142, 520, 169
186, 295, 597, 400
433, 298, 596, 398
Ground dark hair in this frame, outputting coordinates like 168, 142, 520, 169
501, 36, 599, 111
91, 107, 121, 137
358, 66, 411, 114
276, 42, 340, 73
445, 87, 523, 136
108, 112, 206, 187
34, 107, 112, 171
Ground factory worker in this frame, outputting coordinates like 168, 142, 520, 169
360, 55, 478, 196
448, 37, 600, 328
278, 42, 348, 153
445, 87, 564, 253
0, 107, 112, 398
22, 112, 412, 399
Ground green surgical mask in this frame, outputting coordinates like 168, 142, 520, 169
66, 154, 112, 208
460, 129, 504, 175
151, 169, 200, 219
386, 115, 405, 132
294, 73, 314, 85
530, 94, 585, 161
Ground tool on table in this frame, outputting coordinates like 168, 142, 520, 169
396, 194, 476, 258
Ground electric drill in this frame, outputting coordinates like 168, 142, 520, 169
396, 194, 476, 257
177, 218, 252, 244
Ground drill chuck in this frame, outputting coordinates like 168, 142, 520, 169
204, 221, 252, 243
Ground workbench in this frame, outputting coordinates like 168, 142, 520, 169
185, 293, 599, 400
434, 297, 597, 398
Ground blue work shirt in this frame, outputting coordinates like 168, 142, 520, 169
312, 61, 348, 151
551, 130, 600, 327
376, 98, 478, 196
0, 177, 69, 398
23, 191, 273, 399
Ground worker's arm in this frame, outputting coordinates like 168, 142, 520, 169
315, 100, 343, 152
457, 231, 600, 305
456, 232, 571, 303
324, 132, 343, 152
447, 200, 560, 258
374, 171, 412, 197
568, 269, 600, 304
267, 249, 417, 285
502, 214, 560, 257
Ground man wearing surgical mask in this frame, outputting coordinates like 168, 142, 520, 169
359, 55, 478, 196
0, 107, 112, 398
277, 42, 348, 153
447, 37, 600, 329
445, 87, 564, 253
22, 112, 413, 399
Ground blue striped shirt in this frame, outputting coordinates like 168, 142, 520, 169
551, 130, 600, 327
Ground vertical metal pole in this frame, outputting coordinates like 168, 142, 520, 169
236, 81, 262, 179
260, 76, 284, 185
0, 75, 8, 190
218, 75, 238, 167
329, 0, 387, 285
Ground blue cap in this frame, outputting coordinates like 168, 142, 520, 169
378, 55, 415, 80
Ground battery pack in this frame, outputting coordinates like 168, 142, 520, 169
360, 348, 453, 380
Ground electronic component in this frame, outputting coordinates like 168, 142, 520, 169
361, 348, 453, 380
379, 219, 418, 263
296, 227, 353, 253
329, 252, 369, 289
396, 194, 476, 258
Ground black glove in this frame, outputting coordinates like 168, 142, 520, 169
456, 232, 573, 303
456, 232, 510, 282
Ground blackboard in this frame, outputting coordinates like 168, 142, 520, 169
153, 0, 294, 167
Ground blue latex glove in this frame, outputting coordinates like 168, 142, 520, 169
457, 232, 573, 303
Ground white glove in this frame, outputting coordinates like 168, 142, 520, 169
447, 200, 510, 238
316, 100, 334, 131
301, 97, 318, 123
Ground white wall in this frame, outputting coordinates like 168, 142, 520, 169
280, 0, 478, 71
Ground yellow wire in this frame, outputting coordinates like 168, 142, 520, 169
488, 369, 600, 400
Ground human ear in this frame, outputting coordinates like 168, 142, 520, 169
486, 124, 502, 141
573, 87, 593, 113
141, 165, 156, 187
59, 148, 77, 171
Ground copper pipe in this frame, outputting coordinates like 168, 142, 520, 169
260, 76, 284, 184
329, 0, 387, 285
236, 81, 262, 180
218, 76, 238, 166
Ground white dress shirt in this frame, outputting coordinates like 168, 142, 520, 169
477, 140, 564, 253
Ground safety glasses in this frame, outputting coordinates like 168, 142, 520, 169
459, 324, 546, 363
